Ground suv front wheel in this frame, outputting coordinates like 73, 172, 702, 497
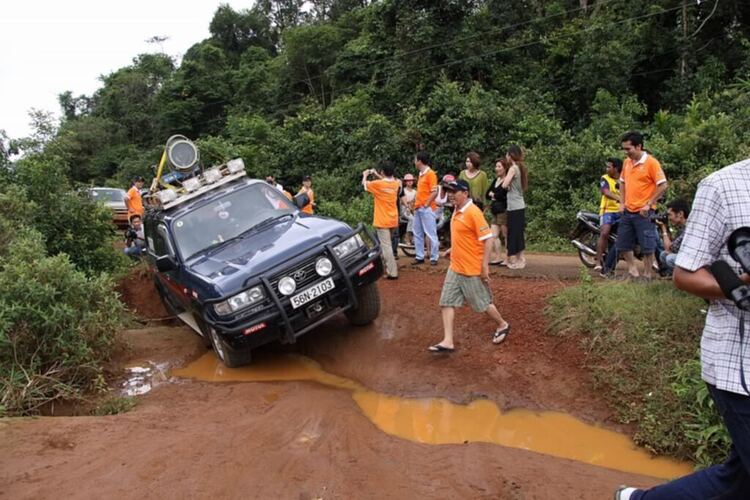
209, 327, 252, 368
345, 282, 381, 326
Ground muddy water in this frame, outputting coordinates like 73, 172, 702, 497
172, 352, 692, 479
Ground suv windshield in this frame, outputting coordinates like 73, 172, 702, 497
172, 182, 296, 260
90, 188, 125, 202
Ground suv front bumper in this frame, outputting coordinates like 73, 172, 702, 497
201, 225, 383, 351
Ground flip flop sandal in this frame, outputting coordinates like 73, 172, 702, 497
427, 344, 455, 353
492, 324, 510, 344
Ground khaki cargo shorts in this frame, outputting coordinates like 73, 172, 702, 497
439, 268, 493, 312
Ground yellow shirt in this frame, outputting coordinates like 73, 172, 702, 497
599, 175, 620, 215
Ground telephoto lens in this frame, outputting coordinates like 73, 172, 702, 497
729, 227, 750, 274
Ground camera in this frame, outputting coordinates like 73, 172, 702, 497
650, 212, 669, 224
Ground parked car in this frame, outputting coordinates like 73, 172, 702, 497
144, 161, 383, 367
88, 187, 129, 229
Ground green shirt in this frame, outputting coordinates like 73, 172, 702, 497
458, 169, 489, 204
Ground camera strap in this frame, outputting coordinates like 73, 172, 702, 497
741, 314, 749, 395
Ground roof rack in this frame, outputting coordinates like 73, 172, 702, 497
144, 158, 248, 211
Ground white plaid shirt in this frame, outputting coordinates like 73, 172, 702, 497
675, 158, 750, 395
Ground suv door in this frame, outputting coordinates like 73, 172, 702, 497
149, 222, 188, 311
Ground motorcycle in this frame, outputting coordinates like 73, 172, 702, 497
398, 207, 451, 258
570, 210, 662, 273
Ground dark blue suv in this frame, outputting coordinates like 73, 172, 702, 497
144, 173, 382, 367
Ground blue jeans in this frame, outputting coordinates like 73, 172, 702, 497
617, 210, 657, 255
124, 242, 146, 259
413, 206, 439, 261
659, 251, 677, 270
633, 384, 750, 499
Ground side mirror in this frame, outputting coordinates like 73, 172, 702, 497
155, 255, 178, 273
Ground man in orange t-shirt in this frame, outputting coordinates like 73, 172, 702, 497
124, 176, 145, 220
616, 131, 668, 279
412, 151, 440, 265
363, 161, 400, 279
428, 180, 510, 353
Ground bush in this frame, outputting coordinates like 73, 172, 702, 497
13, 154, 127, 275
0, 198, 126, 416
545, 279, 729, 466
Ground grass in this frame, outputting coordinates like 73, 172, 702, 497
545, 276, 730, 467
92, 395, 136, 416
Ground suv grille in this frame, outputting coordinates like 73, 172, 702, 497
269, 255, 327, 293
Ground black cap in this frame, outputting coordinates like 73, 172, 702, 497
133, 175, 145, 182
444, 179, 470, 192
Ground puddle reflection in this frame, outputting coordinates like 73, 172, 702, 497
172, 352, 692, 479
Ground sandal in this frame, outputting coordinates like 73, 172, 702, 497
427, 344, 455, 353
492, 324, 510, 344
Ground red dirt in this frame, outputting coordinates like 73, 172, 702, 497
115, 267, 170, 320
0, 255, 667, 499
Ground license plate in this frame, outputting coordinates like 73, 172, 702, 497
290, 278, 335, 309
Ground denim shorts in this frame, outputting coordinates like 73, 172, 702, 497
600, 212, 620, 226
616, 210, 657, 255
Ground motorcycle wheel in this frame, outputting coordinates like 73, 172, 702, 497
577, 230, 600, 269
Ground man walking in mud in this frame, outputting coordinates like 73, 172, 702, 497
428, 179, 510, 352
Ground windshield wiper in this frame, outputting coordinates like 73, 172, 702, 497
195, 213, 295, 259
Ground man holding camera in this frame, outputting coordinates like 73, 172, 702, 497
656, 199, 690, 272
124, 214, 147, 260
363, 162, 400, 279
617, 132, 668, 280
616, 160, 750, 499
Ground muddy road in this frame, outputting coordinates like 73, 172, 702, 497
0, 254, 683, 499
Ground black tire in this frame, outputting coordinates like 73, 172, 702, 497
399, 242, 417, 257
577, 230, 599, 269
345, 282, 381, 326
208, 327, 252, 368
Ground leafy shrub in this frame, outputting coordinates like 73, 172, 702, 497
0, 227, 126, 416
13, 154, 127, 275
546, 280, 728, 465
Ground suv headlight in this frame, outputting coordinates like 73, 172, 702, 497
214, 286, 265, 316
333, 234, 364, 259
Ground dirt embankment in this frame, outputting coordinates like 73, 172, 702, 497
0, 255, 666, 499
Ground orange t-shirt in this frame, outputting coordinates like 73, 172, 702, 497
415, 168, 438, 210
301, 189, 314, 214
450, 201, 493, 276
126, 186, 144, 218
366, 179, 399, 228
619, 154, 666, 212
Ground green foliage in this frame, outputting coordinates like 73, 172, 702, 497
546, 280, 728, 465
92, 395, 136, 416
13, 155, 127, 275
0, 221, 126, 415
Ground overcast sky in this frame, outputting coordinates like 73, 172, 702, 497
1, 0, 250, 140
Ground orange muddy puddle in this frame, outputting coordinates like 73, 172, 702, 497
172, 352, 693, 479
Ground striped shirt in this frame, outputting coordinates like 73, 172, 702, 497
675, 158, 750, 395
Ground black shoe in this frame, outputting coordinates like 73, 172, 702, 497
430, 260, 438, 266
412, 259, 425, 265
386, 275, 398, 280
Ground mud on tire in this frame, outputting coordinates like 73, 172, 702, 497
345, 282, 381, 326
209, 327, 252, 368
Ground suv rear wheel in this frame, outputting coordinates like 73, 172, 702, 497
209, 327, 252, 368
345, 282, 381, 326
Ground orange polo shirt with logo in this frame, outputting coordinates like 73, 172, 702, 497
126, 185, 144, 218
366, 179, 399, 228
450, 200, 493, 276
415, 168, 438, 210
619, 154, 666, 212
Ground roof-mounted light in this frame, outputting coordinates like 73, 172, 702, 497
227, 158, 245, 174
204, 168, 222, 184
182, 177, 201, 192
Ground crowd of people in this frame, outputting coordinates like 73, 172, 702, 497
115, 131, 750, 498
